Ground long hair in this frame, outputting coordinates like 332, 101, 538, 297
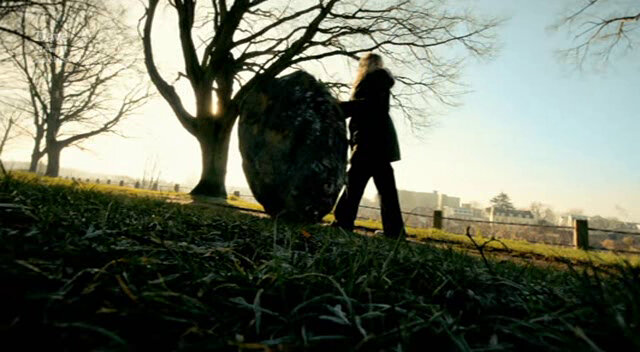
351, 52, 384, 97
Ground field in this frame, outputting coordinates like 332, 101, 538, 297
1, 172, 640, 350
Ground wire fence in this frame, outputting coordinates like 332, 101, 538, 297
354, 199, 639, 253
223, 193, 640, 253
57, 175, 640, 253
588, 227, 640, 236
60, 176, 189, 193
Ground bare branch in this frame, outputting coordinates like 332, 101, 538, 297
554, 0, 640, 68
140, 0, 500, 194
59, 87, 152, 147
2, 0, 151, 174
142, 0, 197, 134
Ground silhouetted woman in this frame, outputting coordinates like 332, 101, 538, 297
335, 53, 405, 238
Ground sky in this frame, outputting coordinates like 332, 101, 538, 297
2, 0, 639, 222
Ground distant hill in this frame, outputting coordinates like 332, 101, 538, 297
5, 160, 138, 183
3, 160, 255, 196
4, 160, 183, 192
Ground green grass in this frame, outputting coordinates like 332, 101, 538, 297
409, 227, 640, 267
20, 172, 637, 268
1, 172, 640, 351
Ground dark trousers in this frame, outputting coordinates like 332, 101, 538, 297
334, 158, 405, 238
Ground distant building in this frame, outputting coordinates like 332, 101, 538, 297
443, 206, 473, 219
487, 206, 535, 225
397, 190, 460, 211
557, 214, 589, 227
470, 207, 489, 220
397, 190, 438, 210
438, 193, 460, 209
623, 222, 640, 231
443, 206, 488, 221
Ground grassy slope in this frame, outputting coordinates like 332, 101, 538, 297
24, 172, 640, 267
1, 173, 640, 351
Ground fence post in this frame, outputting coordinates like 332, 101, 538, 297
119, 180, 124, 187
134, 181, 140, 189
233, 191, 241, 197
433, 210, 443, 230
152, 182, 159, 191
573, 219, 589, 250
106, 179, 111, 185
174, 184, 180, 193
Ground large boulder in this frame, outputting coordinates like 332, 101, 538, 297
238, 71, 348, 222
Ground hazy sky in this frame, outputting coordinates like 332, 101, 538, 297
3, 0, 639, 221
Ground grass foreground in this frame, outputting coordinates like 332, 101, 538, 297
1, 173, 640, 351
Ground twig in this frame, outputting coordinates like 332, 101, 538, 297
463, 226, 511, 275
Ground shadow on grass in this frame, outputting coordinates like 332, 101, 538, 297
1, 173, 639, 350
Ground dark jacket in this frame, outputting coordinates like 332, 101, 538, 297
340, 68, 401, 163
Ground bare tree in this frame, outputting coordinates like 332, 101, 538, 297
0, 115, 14, 157
554, 0, 640, 67
0, 111, 24, 156
1, 1, 40, 37
0, 1, 63, 52
1, 0, 150, 176
0, 107, 23, 174
141, 0, 500, 197
530, 202, 558, 225
140, 154, 162, 190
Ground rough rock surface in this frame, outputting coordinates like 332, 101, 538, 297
238, 71, 348, 222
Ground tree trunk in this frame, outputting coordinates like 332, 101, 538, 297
29, 124, 45, 172
29, 151, 41, 172
190, 118, 235, 197
0, 118, 13, 157
45, 145, 61, 177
